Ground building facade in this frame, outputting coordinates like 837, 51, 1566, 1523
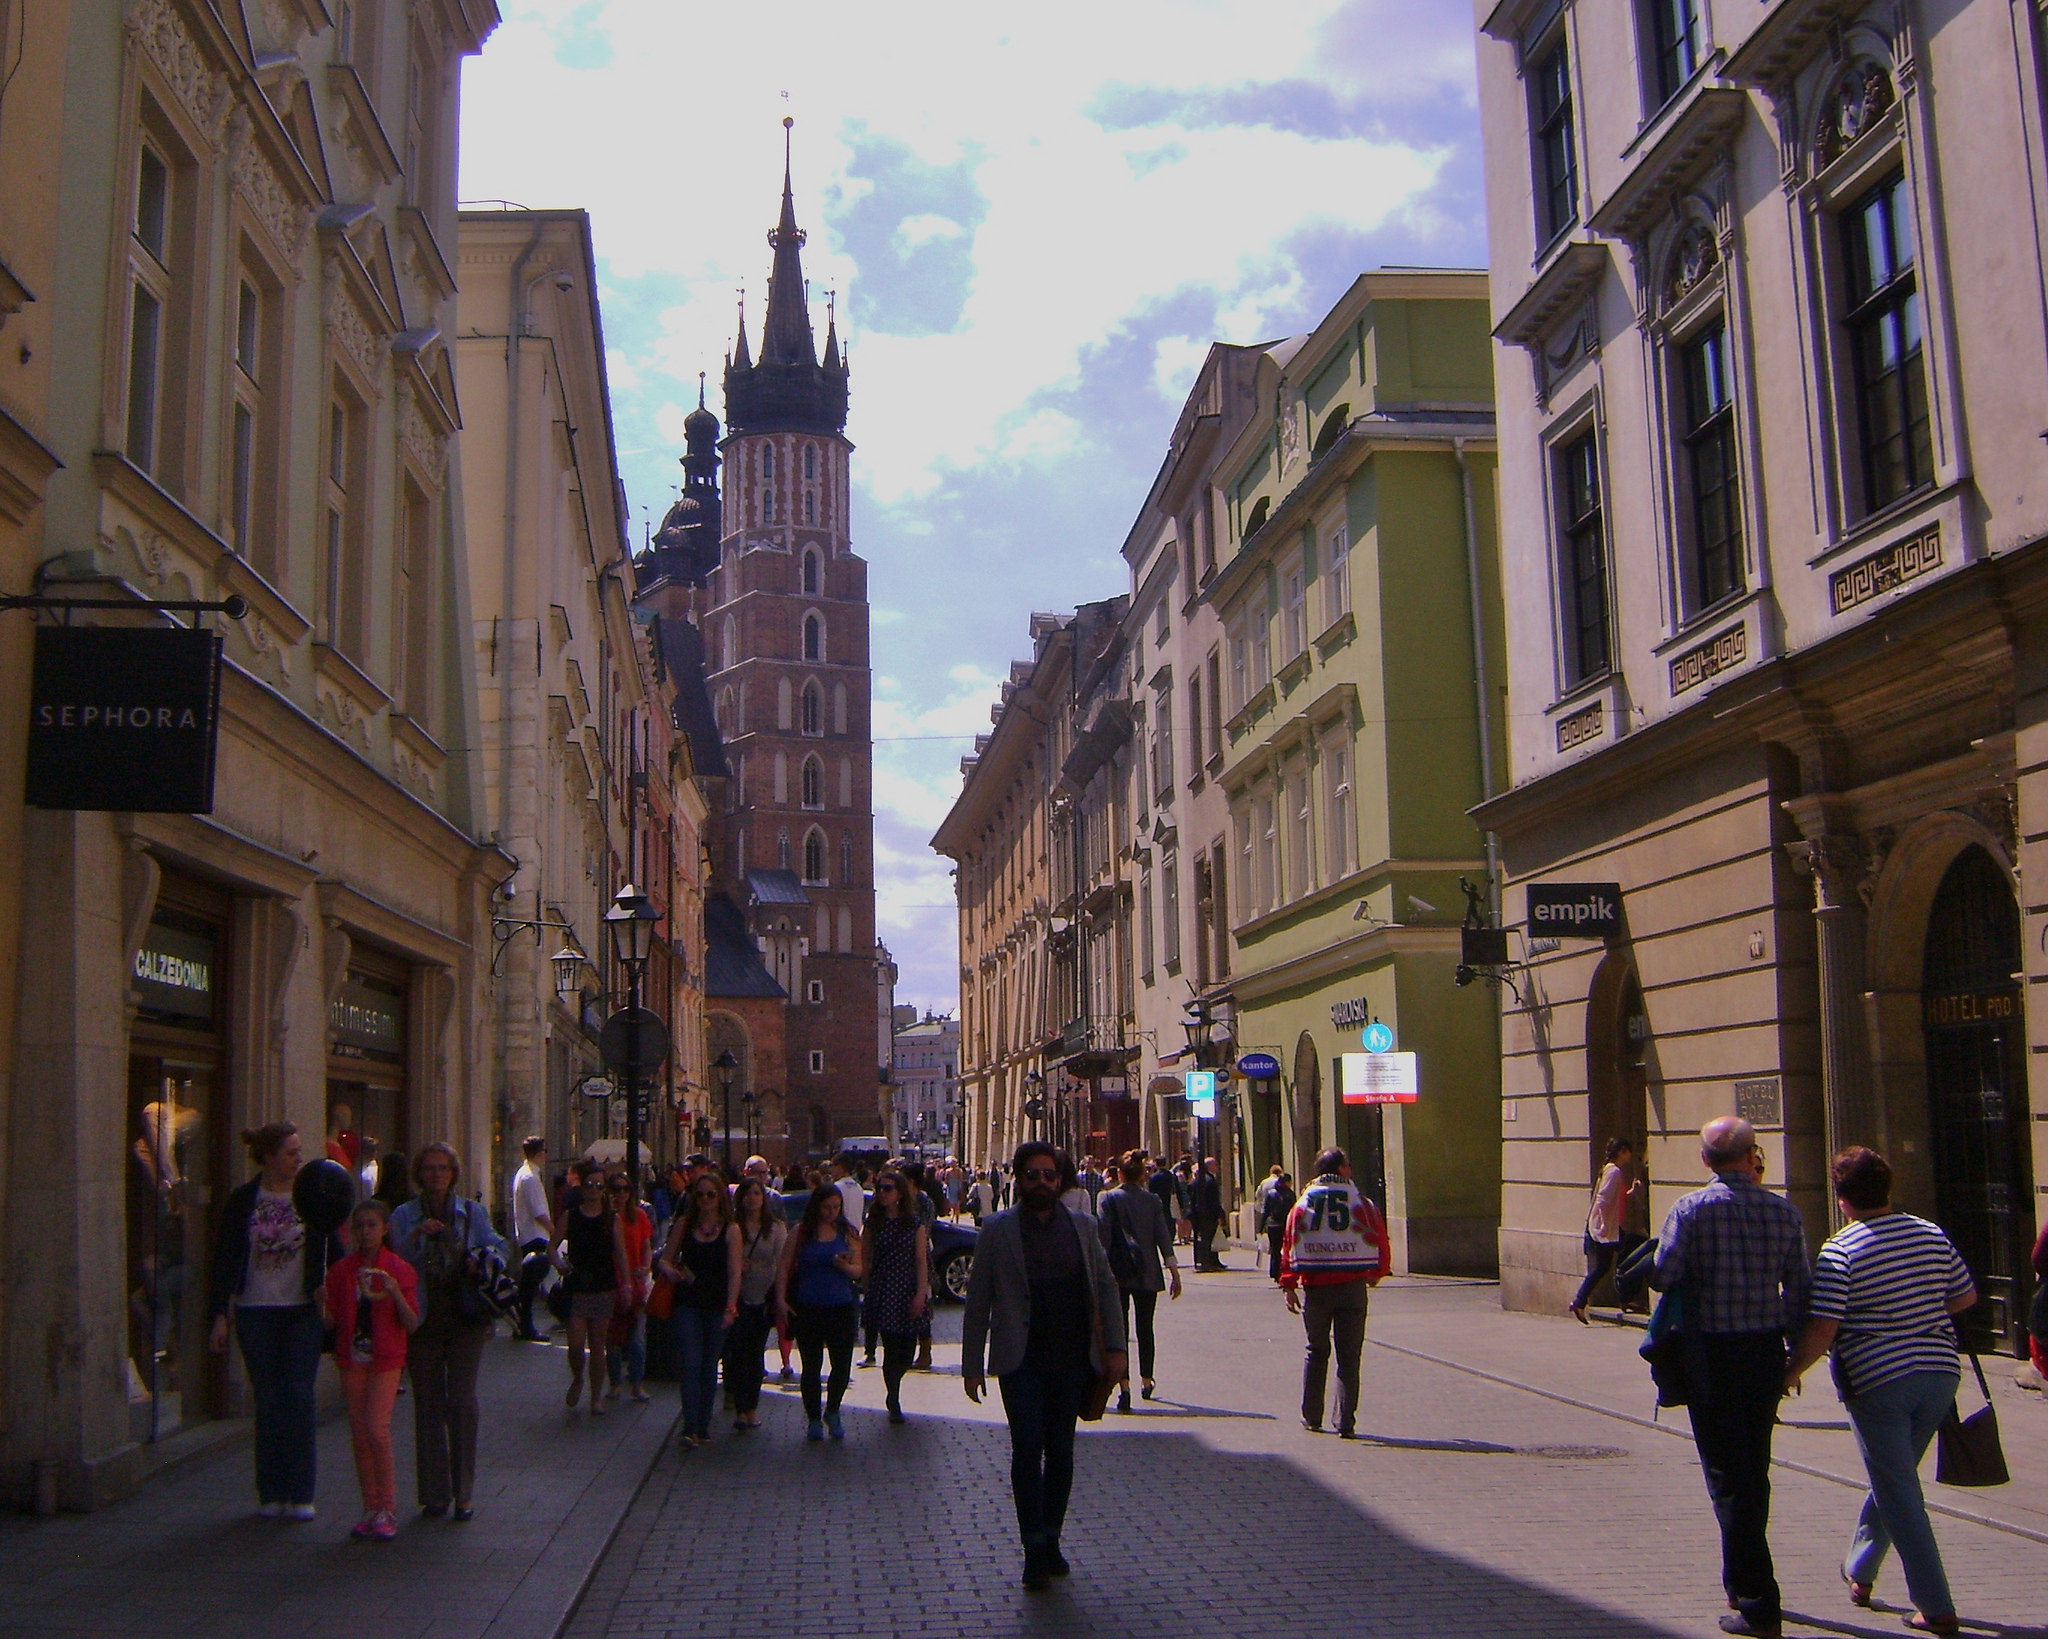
456, 208, 706, 1182
8, 0, 499, 1505
1474, 0, 2048, 1342
1199, 273, 1504, 1274
891, 1011, 961, 1153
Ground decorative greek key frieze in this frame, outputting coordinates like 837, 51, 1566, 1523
1669, 622, 1748, 696
125, 0, 231, 146
1555, 699, 1604, 752
1828, 524, 1942, 614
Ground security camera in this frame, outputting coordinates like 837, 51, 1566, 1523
1454, 964, 1476, 988
1407, 894, 1438, 917
552, 271, 574, 295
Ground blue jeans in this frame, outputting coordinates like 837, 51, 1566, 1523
1844, 1368, 1959, 1617
997, 1357, 1092, 1556
674, 1307, 728, 1439
235, 1304, 322, 1506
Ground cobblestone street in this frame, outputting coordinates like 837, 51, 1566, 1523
1, 1272, 2044, 1638
569, 1269, 2048, 1639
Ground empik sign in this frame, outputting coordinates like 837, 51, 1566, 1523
1526, 882, 1622, 938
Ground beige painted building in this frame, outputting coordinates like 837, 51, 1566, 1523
1474, 0, 2048, 1345
456, 209, 709, 1182
6, 0, 499, 1505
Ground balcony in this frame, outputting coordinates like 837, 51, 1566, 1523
1058, 1014, 1136, 1079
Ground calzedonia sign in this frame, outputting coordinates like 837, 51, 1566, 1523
1526, 881, 1623, 939
25, 626, 223, 813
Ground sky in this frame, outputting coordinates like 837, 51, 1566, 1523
458, 0, 1488, 1017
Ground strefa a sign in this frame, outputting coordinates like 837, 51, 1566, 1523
25, 626, 222, 812
1526, 882, 1622, 938
1337, 1052, 1417, 1104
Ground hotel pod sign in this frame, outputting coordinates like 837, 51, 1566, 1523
25, 626, 223, 813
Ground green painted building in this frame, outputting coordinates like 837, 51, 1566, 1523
1204, 271, 1503, 1275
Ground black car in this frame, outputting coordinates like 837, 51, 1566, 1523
774, 1189, 976, 1302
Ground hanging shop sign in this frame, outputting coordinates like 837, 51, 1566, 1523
1236, 1052, 1280, 1080
1096, 1074, 1130, 1098
25, 626, 222, 813
1337, 1051, 1418, 1105
1526, 882, 1622, 938
133, 917, 216, 1023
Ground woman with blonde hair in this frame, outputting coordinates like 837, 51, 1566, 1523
657, 1170, 741, 1447
390, 1141, 503, 1519
552, 1157, 628, 1416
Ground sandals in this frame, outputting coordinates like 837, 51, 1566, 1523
1905, 1617, 1960, 1637
1841, 1568, 1872, 1608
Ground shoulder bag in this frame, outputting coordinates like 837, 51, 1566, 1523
1935, 1349, 2009, 1487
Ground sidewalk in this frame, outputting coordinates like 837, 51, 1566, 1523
0, 1331, 676, 1639
1364, 1276, 2048, 1544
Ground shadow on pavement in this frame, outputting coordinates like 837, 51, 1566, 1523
567, 1396, 1685, 1639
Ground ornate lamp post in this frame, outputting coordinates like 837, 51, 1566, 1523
741, 1088, 761, 1160
1182, 998, 1219, 1177
601, 884, 661, 1195
713, 1049, 739, 1179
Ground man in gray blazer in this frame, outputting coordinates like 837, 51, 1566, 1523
964, 1140, 1128, 1591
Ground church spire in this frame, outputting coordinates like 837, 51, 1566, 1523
761, 117, 817, 368
731, 288, 751, 371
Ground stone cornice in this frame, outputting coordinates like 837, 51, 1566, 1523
0, 404, 61, 525
1494, 241, 1609, 351
1721, 0, 1864, 90
1588, 87, 1748, 240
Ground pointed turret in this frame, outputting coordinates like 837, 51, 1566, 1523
730, 290, 752, 372
723, 118, 849, 437
822, 289, 841, 372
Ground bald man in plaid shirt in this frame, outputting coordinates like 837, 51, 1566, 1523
1651, 1116, 1811, 1639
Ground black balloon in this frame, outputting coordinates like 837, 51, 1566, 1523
293, 1157, 358, 1234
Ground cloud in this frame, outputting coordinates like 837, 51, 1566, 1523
458, 0, 1485, 1011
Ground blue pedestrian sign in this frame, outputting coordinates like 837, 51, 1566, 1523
1362, 1021, 1396, 1054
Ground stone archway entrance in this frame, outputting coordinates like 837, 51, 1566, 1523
1586, 955, 1651, 1224
1921, 846, 2034, 1352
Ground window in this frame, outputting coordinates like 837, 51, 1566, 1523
778, 832, 790, 870
833, 682, 848, 734
228, 279, 261, 557
803, 547, 821, 594
1842, 173, 1932, 514
803, 444, 815, 480
802, 682, 822, 736
808, 1051, 825, 1075
1229, 627, 1248, 714
808, 979, 824, 1004
801, 755, 822, 809
1282, 557, 1307, 660
1185, 675, 1201, 780
1530, 36, 1578, 244
1679, 322, 1742, 610
1151, 685, 1174, 800
1204, 651, 1222, 760
762, 488, 775, 524
836, 905, 851, 951
1154, 596, 1169, 643
1644, 0, 1699, 108
1555, 430, 1609, 685
126, 142, 174, 475
840, 836, 853, 882
1161, 856, 1181, 967
1322, 526, 1350, 627
1138, 870, 1154, 980
1256, 791, 1277, 915
396, 478, 434, 721
762, 444, 775, 481
1234, 806, 1253, 925
803, 829, 826, 884
804, 613, 823, 661
325, 392, 368, 656
1211, 845, 1231, 977
1249, 594, 1271, 693
1323, 739, 1355, 880
805, 491, 816, 524
1287, 758, 1313, 900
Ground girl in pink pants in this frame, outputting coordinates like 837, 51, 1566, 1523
326, 1201, 419, 1541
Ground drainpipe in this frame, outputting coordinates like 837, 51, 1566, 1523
1453, 438, 1502, 918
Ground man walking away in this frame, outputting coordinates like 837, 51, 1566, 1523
1259, 1172, 1296, 1283
829, 1151, 866, 1235
1280, 1148, 1389, 1438
1651, 1116, 1811, 1639
1190, 1155, 1228, 1270
509, 1137, 553, 1343
963, 1142, 1127, 1591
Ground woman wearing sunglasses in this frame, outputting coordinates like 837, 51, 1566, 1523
657, 1173, 741, 1447
864, 1167, 931, 1424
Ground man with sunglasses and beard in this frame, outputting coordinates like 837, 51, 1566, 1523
963, 1141, 1127, 1591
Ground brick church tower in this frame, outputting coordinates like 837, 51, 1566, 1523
691, 123, 879, 1155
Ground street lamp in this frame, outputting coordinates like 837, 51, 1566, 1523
603, 883, 661, 1196
713, 1049, 739, 1179
551, 944, 586, 1007
1182, 999, 1219, 1178
741, 1088, 760, 1160
1022, 1069, 1047, 1135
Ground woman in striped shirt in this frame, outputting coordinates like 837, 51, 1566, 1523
1784, 1147, 1977, 1637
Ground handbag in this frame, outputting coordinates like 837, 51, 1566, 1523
1935, 1350, 2009, 1487
645, 1275, 676, 1321
1638, 1287, 1690, 1409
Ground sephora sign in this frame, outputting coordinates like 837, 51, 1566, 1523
25, 626, 222, 813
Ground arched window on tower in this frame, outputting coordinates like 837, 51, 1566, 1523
803, 444, 816, 481
777, 831, 790, 871
802, 681, 822, 736
721, 617, 735, 672
761, 489, 774, 524
803, 546, 821, 595
837, 904, 852, 953
805, 492, 816, 524
804, 613, 823, 661
801, 755, 822, 810
762, 444, 775, 481
803, 827, 826, 884
833, 681, 848, 735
